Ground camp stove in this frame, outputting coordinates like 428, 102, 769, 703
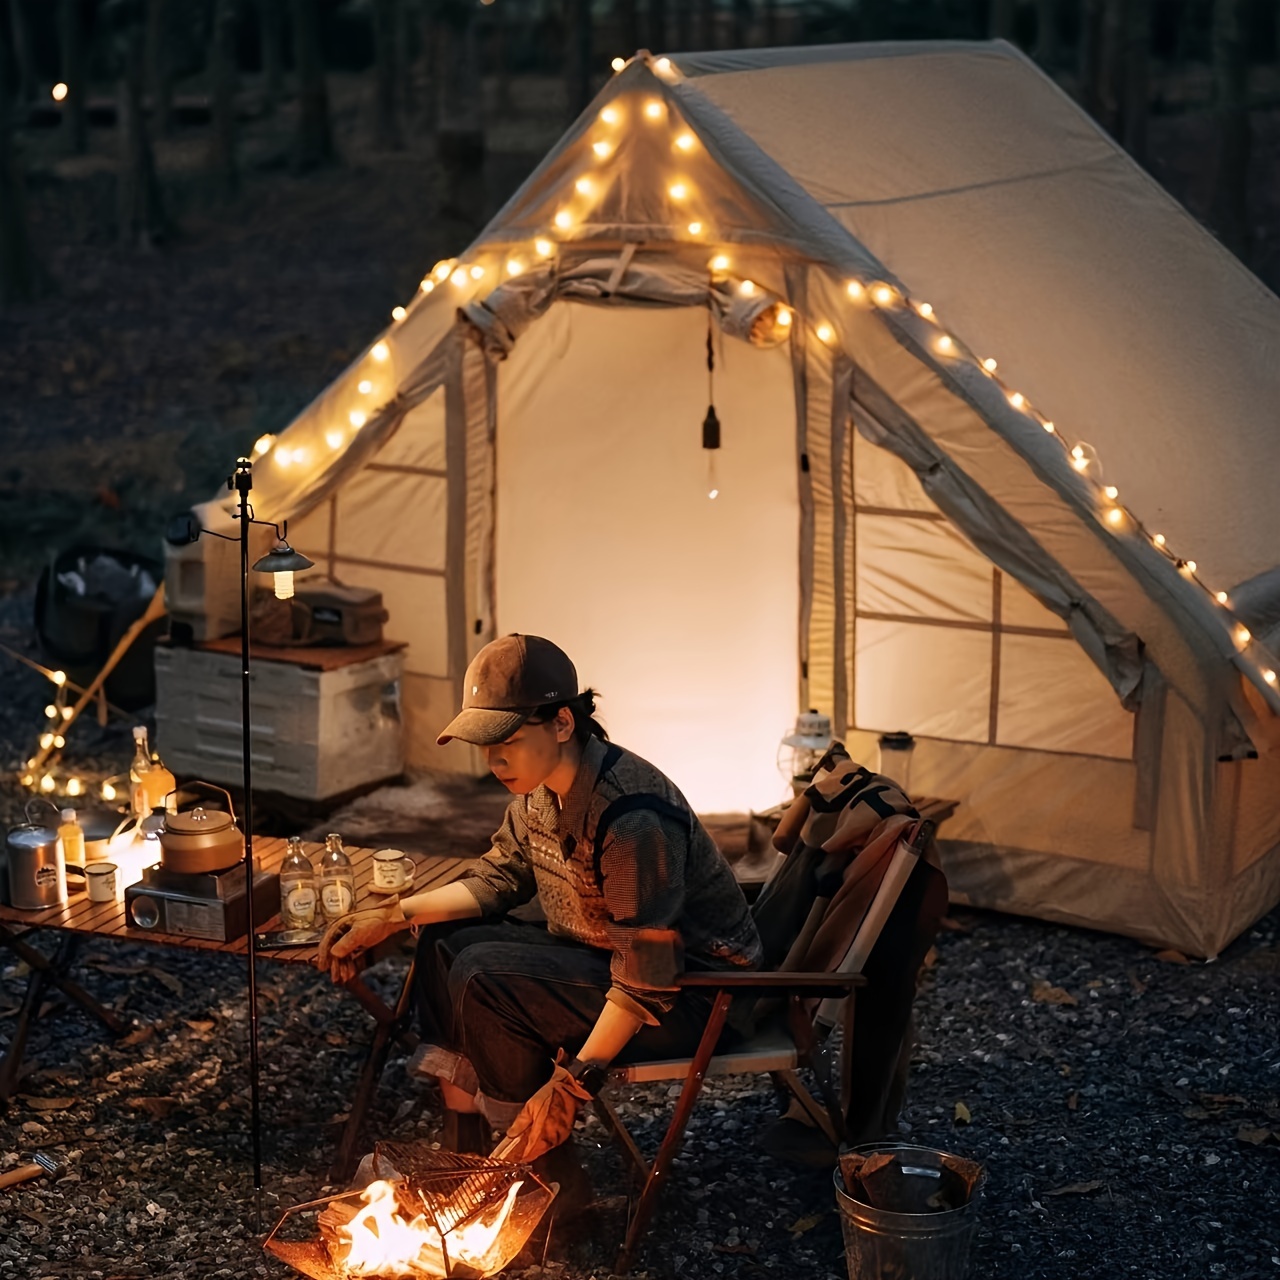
264, 1142, 557, 1279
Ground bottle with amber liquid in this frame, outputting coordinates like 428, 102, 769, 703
317, 832, 355, 922
279, 836, 318, 929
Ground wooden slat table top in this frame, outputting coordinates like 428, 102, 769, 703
188, 635, 407, 671
0, 841, 474, 967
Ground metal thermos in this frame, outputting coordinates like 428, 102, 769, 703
4, 820, 67, 911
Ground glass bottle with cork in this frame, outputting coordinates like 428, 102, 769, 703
129, 727, 176, 817
317, 832, 355, 922
279, 836, 318, 929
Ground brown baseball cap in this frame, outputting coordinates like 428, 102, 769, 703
436, 634, 579, 746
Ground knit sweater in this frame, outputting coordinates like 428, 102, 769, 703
460, 736, 762, 1021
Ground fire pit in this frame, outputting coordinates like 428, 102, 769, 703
264, 1142, 557, 1279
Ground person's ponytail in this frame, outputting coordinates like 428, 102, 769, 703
528, 688, 607, 745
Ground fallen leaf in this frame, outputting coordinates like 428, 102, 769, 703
18, 1208, 50, 1227
788, 1212, 824, 1236
128, 1097, 179, 1119
21, 1096, 78, 1111
1031, 981, 1078, 1007
325, 1032, 345, 1047
119, 1026, 154, 1048
185, 1020, 215, 1034
146, 967, 184, 997
1153, 949, 1190, 965
88, 962, 148, 976
954, 1101, 971, 1125
1236, 1126, 1273, 1145
1127, 970, 1148, 995
1183, 1106, 1212, 1121
1044, 1180, 1105, 1197
21, 1121, 46, 1135
938, 916, 971, 933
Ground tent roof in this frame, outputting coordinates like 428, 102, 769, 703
668, 40, 1280, 599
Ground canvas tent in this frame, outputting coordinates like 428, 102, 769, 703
189, 40, 1280, 958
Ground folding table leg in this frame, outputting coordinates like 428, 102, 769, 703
615, 990, 731, 1274
594, 1095, 649, 1185
0, 928, 125, 1037
0, 934, 80, 1106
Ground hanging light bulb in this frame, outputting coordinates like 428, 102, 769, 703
371, 341, 390, 362
66, 777, 82, 797
535, 238, 554, 258
675, 133, 696, 152
872, 284, 895, 306
52, 82, 68, 102
469, 265, 485, 280
252, 433, 275, 458
348, 410, 367, 428
554, 210, 573, 230
982, 357, 998, 373
506, 258, 525, 277
668, 182, 688, 200
1236, 624, 1252, 646
611, 56, 626, 72
1153, 533, 1166, 547
600, 106, 620, 125
101, 781, 117, 802
687, 221, 704, 236
709, 254, 730, 272
325, 428, 345, 449
644, 100, 664, 121
575, 177, 594, 196
592, 141, 612, 159
1216, 591, 1230, 605
450, 267, 469, 286
936, 335, 953, 354
253, 541, 315, 602
358, 379, 373, 394
816, 323, 834, 344
916, 301, 934, 318
391, 306, 406, 322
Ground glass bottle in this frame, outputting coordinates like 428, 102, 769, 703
317, 832, 355, 922
280, 836, 318, 929
58, 808, 85, 869
129, 727, 152, 818
145, 748, 176, 814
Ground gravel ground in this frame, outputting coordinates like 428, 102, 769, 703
2, 588, 1279, 1280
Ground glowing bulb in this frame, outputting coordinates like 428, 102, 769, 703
668, 182, 688, 200
982, 357, 998, 373
1043, 421, 1056, 433
592, 141, 612, 159
450, 267, 469, 286
1237, 624, 1252, 646
687, 221, 703, 236
709, 254, 730, 272
1183, 560, 1197, 575
776, 307, 793, 328
739, 280, 756, 297
1153, 533, 1166, 547
358, 379, 373, 394
19, 775, 33, 789
40, 733, 53, 749
575, 177, 594, 196
325, 428, 345, 449
600, 106, 620, 125
676, 133, 695, 152
708, 488, 719, 499
101, 782, 117, 802
655, 57, 672, 74
916, 301, 934, 318
52, 82, 68, 102
872, 285, 894, 306
1216, 591, 1230, 605
847, 281, 865, 301
53, 671, 67, 687
66, 777, 82, 797
1071, 445, 1084, 460
611, 56, 626, 72
419, 278, 435, 294
1265, 670, 1277, 686
936, 335, 953, 354
644, 100, 664, 120
535, 238, 554, 258
61, 707, 73, 720
274, 571, 295, 601
348, 410, 367, 428
1071, 456, 1088, 473
433, 261, 452, 281
54, 735, 65, 749
391, 306, 406, 321
469, 265, 485, 280
275, 446, 293, 466
44, 704, 56, 718
1106, 507, 1124, 527
554, 210, 572, 230
506, 258, 525, 277
1009, 392, 1025, 409
252, 433, 275, 458
1104, 485, 1118, 500
40, 775, 55, 794
371, 341, 389, 362
816, 323, 834, 344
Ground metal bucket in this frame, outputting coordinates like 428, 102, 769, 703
833, 1143, 982, 1280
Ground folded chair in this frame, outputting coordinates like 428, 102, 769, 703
595, 769, 948, 1273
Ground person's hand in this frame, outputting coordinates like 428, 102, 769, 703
499, 1058, 594, 1163
315, 900, 406, 984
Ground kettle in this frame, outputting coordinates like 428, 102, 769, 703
4, 799, 69, 911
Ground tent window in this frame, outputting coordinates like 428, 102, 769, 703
849, 427, 1131, 760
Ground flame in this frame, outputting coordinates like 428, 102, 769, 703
337, 1178, 523, 1278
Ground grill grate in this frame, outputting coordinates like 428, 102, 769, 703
373, 1143, 530, 1237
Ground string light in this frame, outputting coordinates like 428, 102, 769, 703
1009, 392, 1025, 409
1104, 486, 1118, 500
391, 306, 406, 322
450, 267, 469, 285
535, 238, 554, 258
66, 777, 82, 797
554, 210, 573, 230
611, 57, 626, 72
916, 301, 934, 318
654, 57, 673, 75
847, 281, 865, 301
44, 704, 56, 718
506, 258, 525, 277
252, 433, 275, 458
592, 141, 612, 159
668, 182, 688, 200
1153, 533, 1166, 547
1236, 624, 1252, 646
687, 221, 704, 236
709, 254, 730, 272
349, 410, 367, 428
1266, 670, 1277, 686
275, 446, 294, 466
39, 733, 53, 749
644, 100, 664, 121
982, 357, 998, 373
40, 775, 55, 794
1217, 591, 1230, 605
739, 280, 756, 297
675, 133, 696, 152
936, 335, 953, 354
1042, 421, 1055, 433
433, 262, 452, 281
1106, 507, 1124, 527
1180, 559, 1197, 575
776, 307, 793, 328
872, 285, 895, 306
60, 707, 72, 720
816, 323, 835, 344
101, 782, 117, 802
600, 106, 620, 126
325, 428, 344, 449
420, 278, 435, 294
1070, 445, 1088, 472
52, 82, 68, 102
371, 342, 389, 362
470, 265, 485, 280
358, 379, 373, 394
575, 177, 594, 196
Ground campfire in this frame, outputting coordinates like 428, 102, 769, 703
264, 1144, 557, 1280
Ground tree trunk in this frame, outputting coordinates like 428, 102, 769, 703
144, 0, 174, 134
290, 0, 334, 170
6, 0, 35, 104
697, 0, 715, 48
0, 2, 41, 303
564, 0, 591, 118
372, 0, 403, 147
1120, 0, 1151, 162
257, 0, 284, 114
649, 0, 666, 51
988, 0, 1017, 39
60, 0, 89, 154
116, 8, 168, 248
1034, 0, 1059, 63
616, 0, 639, 53
1210, 0, 1251, 256
207, 0, 237, 196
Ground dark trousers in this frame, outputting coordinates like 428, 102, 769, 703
413, 916, 723, 1110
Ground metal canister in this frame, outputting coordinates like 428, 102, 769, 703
4, 821, 67, 910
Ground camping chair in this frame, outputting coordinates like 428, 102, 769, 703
594, 815, 943, 1273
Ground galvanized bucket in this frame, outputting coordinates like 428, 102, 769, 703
833, 1143, 982, 1280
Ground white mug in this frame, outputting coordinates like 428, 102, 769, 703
86, 862, 118, 903
372, 848, 415, 892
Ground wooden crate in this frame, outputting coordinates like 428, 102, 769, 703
155, 640, 405, 801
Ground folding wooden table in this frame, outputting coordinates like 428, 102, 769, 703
0, 839, 470, 1178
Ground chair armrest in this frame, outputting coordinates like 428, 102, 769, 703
677, 970, 865, 994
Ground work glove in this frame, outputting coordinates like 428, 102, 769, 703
499, 1054, 594, 1164
315, 900, 406, 984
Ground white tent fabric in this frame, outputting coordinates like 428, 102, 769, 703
185, 41, 1280, 957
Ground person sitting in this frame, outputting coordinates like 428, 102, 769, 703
317, 633, 762, 1196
